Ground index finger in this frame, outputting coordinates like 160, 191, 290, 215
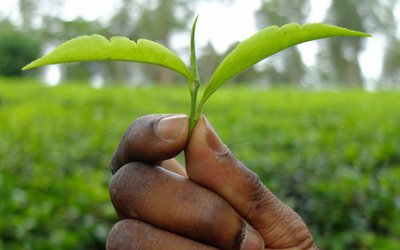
110, 114, 189, 174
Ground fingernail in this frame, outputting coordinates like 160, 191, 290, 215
241, 228, 265, 250
204, 117, 229, 155
156, 115, 186, 143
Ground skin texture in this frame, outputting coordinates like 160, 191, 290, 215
107, 114, 318, 250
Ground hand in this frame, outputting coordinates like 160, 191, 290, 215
106, 114, 317, 250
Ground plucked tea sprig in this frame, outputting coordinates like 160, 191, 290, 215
23, 16, 370, 138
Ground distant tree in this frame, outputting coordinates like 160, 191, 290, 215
18, 0, 37, 29
255, 0, 310, 86
375, 0, 399, 88
18, 0, 63, 29
316, 0, 367, 87
0, 21, 41, 76
316, 0, 398, 88
382, 38, 400, 88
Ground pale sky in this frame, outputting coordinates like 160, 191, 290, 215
0, 0, 384, 82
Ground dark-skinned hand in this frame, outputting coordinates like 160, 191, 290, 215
106, 114, 318, 250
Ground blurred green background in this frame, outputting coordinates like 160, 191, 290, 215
1, 0, 400, 249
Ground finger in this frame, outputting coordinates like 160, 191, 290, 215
161, 158, 187, 177
109, 162, 264, 250
110, 114, 189, 174
185, 117, 316, 249
107, 219, 218, 250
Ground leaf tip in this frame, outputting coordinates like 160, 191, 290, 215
21, 65, 30, 71
22, 61, 38, 71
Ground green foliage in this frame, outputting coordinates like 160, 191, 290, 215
1, 80, 399, 249
0, 21, 41, 76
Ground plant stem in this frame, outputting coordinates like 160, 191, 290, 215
188, 83, 200, 137
188, 15, 201, 140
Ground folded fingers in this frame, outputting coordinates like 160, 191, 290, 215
109, 162, 246, 250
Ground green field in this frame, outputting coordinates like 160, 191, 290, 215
1, 78, 399, 249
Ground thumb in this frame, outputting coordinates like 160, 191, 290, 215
110, 114, 188, 174
185, 116, 316, 249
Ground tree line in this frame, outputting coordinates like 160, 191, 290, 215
0, 0, 399, 89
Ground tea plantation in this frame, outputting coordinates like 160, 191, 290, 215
1, 78, 399, 249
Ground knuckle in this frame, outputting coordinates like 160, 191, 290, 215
246, 171, 268, 203
243, 169, 277, 215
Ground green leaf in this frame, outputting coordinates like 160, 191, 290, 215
200, 23, 371, 105
23, 35, 192, 81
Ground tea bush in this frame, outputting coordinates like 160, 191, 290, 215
1, 79, 399, 249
